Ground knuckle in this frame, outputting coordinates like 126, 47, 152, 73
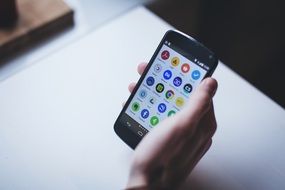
206, 139, 213, 150
199, 91, 212, 107
205, 121, 217, 138
210, 112, 218, 136
211, 119, 217, 135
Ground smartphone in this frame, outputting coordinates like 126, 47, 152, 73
114, 30, 218, 149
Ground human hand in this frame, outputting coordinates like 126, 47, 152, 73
126, 62, 218, 190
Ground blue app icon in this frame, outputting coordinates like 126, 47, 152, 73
173, 77, 182, 87
139, 89, 147, 99
163, 70, 172, 80
192, 70, 201, 80
158, 103, 167, 113
146, 76, 155, 86
141, 109, 150, 119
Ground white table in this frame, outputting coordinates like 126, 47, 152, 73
0, 7, 284, 190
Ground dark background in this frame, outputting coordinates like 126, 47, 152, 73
147, 0, 285, 108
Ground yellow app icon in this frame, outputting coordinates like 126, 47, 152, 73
171, 57, 180, 67
176, 97, 184, 107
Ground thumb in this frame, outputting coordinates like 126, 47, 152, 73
178, 77, 218, 129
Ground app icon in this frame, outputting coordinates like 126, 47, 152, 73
131, 102, 140, 112
158, 103, 167, 113
173, 77, 182, 87
168, 110, 176, 117
176, 97, 185, 107
139, 89, 147, 99
154, 64, 162, 73
165, 90, 175, 100
156, 83, 164, 93
146, 76, 155, 86
161, 50, 170, 60
163, 70, 172, 80
171, 57, 180, 66
150, 116, 159, 126
148, 97, 157, 105
181, 63, 190, 73
141, 109, 149, 119
183, 83, 193, 94
192, 70, 201, 80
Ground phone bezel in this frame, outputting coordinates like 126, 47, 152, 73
114, 30, 218, 149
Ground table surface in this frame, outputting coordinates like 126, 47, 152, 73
0, 7, 284, 190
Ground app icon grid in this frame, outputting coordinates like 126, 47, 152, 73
126, 44, 207, 131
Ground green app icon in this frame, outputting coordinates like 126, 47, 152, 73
150, 116, 159, 126
168, 110, 176, 117
131, 102, 140, 112
156, 83, 164, 93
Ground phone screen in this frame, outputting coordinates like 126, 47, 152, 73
119, 40, 210, 138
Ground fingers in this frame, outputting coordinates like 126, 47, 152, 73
128, 82, 137, 93
205, 103, 217, 137
187, 77, 217, 116
163, 92, 217, 185
128, 62, 147, 93
137, 62, 148, 75
179, 78, 218, 130
185, 138, 212, 175
167, 107, 215, 172
124, 63, 148, 107
190, 138, 212, 171
170, 78, 217, 160
162, 138, 213, 189
196, 102, 217, 139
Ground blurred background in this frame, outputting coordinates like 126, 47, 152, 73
147, 0, 285, 108
70, 0, 285, 108
1, 0, 285, 108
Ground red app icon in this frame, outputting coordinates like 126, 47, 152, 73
181, 63, 190, 73
161, 50, 170, 60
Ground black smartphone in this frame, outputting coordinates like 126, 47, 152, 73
114, 30, 218, 149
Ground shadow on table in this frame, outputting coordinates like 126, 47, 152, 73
180, 169, 243, 190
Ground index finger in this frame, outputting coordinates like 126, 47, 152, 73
178, 78, 218, 132
137, 62, 148, 75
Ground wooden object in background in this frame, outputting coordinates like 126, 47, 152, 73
0, 0, 18, 27
0, 0, 74, 60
